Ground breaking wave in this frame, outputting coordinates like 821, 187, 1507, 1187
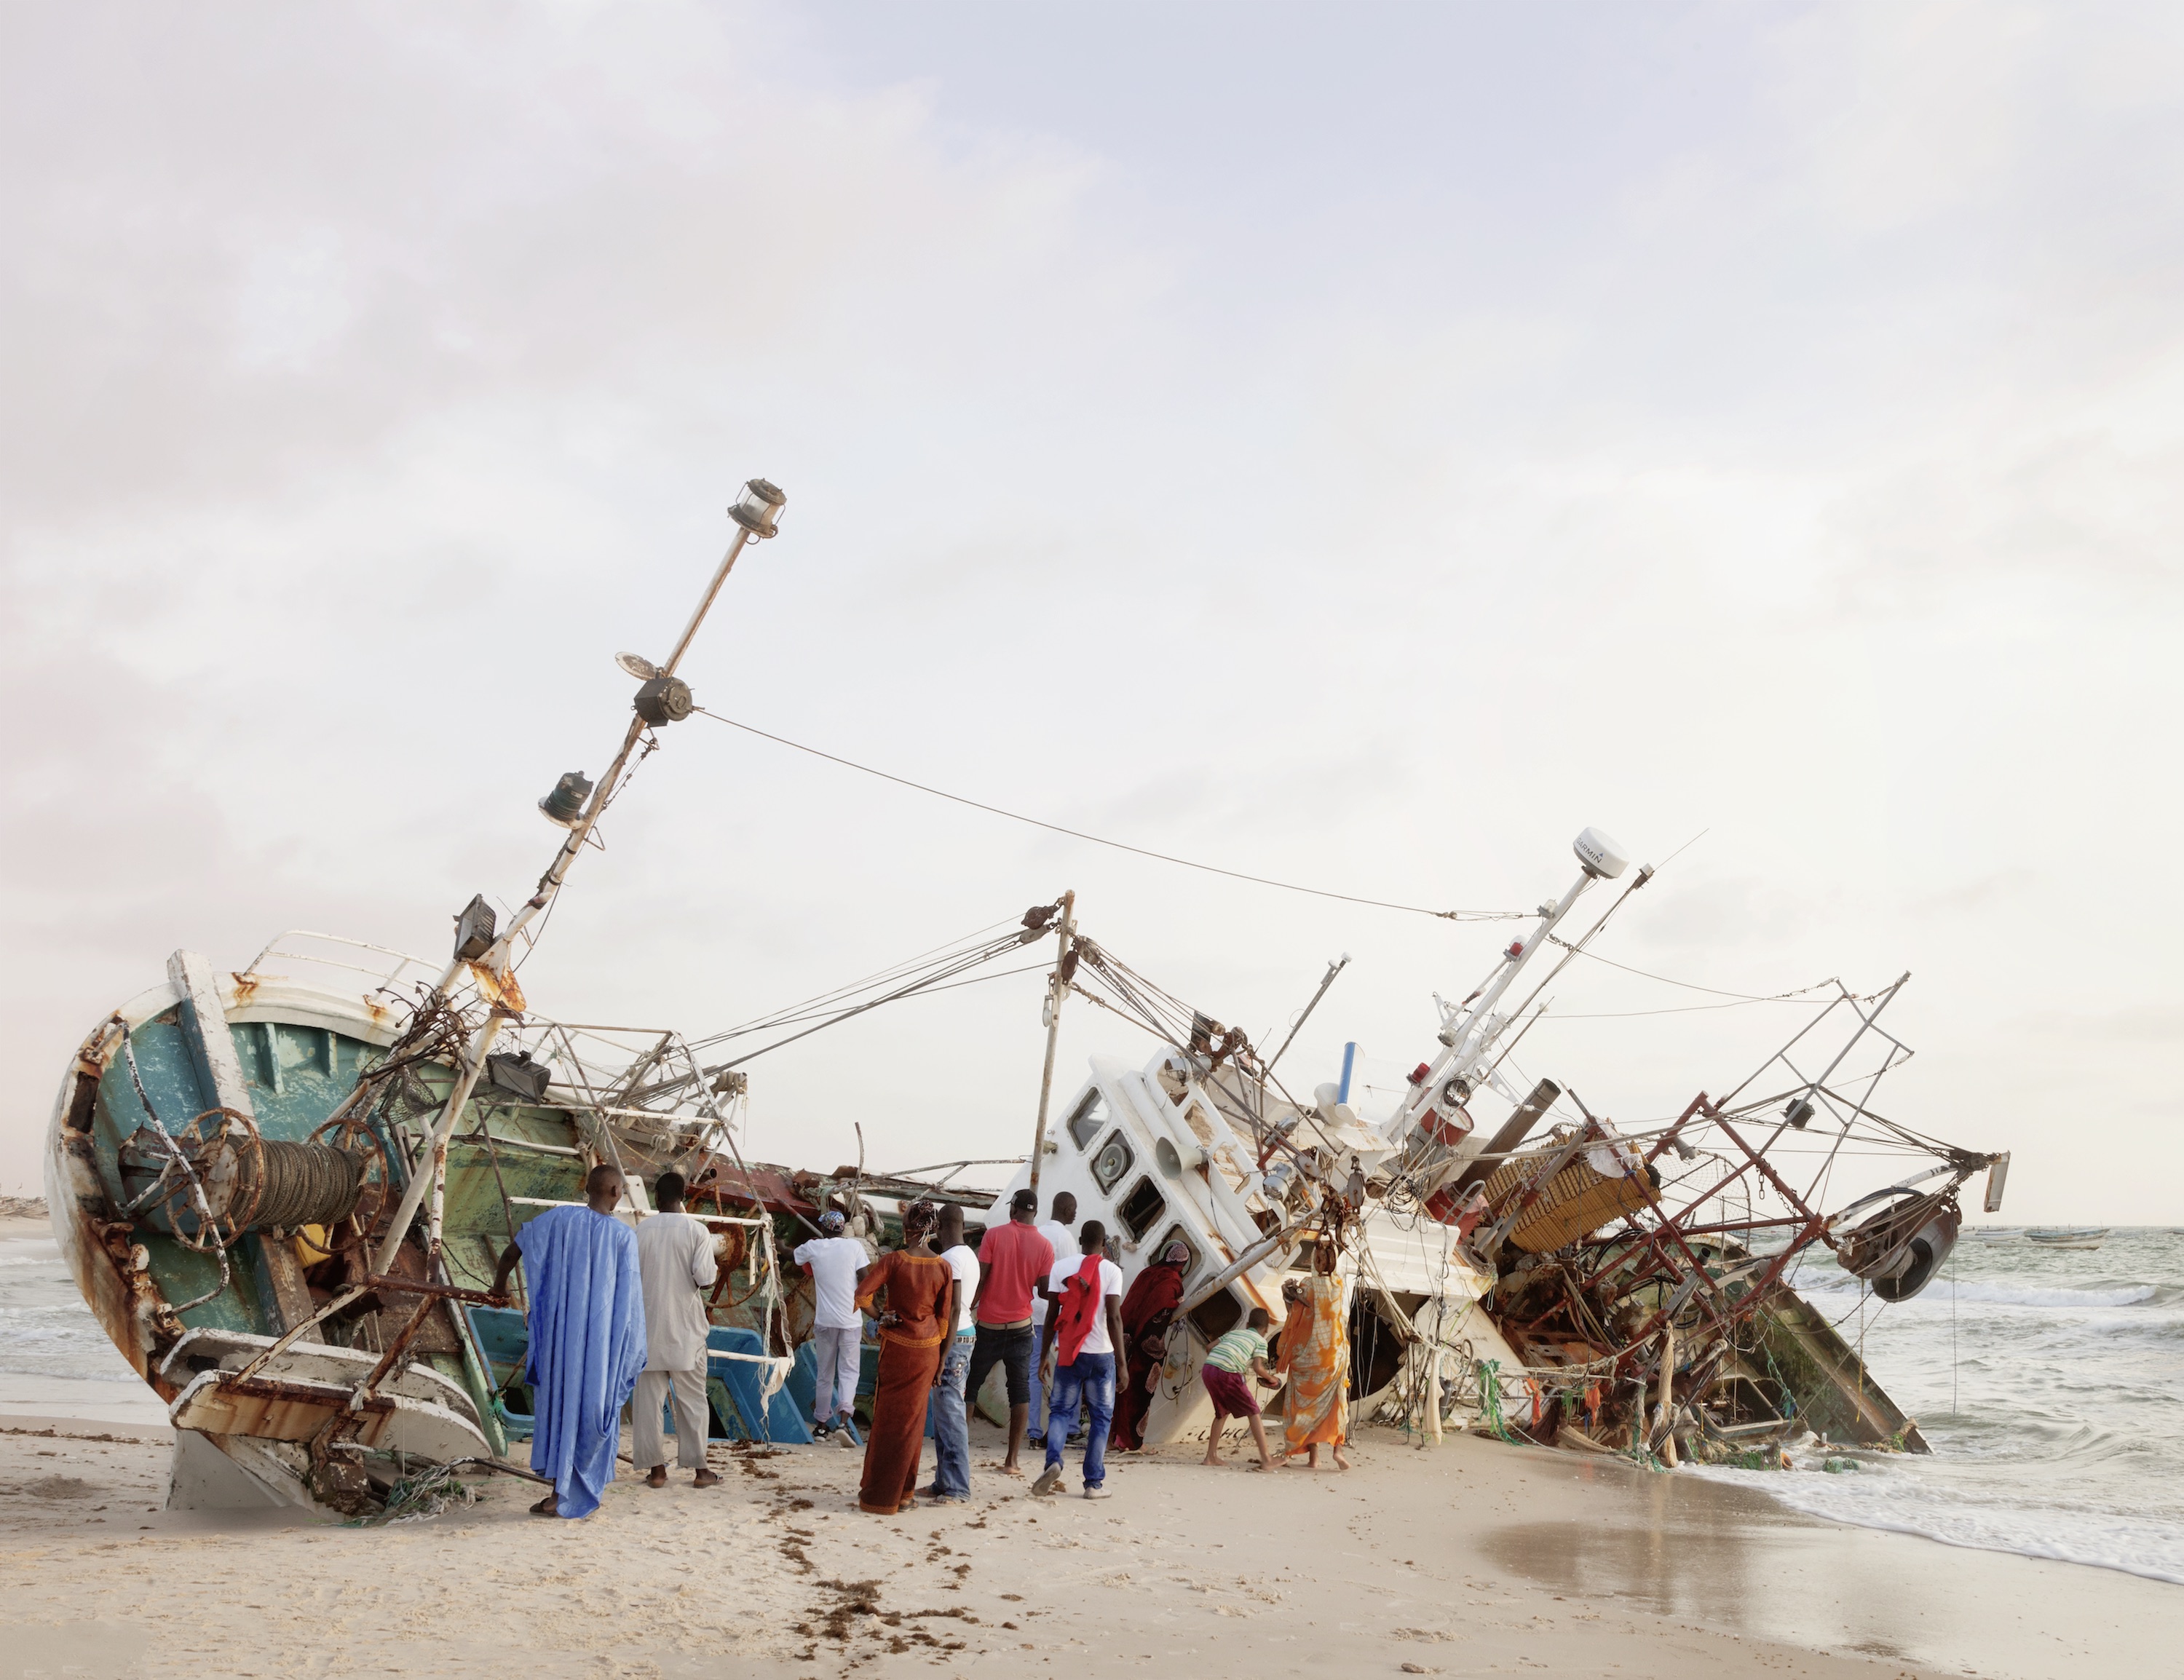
1793, 1276, 2161, 1310
1723, 1229, 2184, 1585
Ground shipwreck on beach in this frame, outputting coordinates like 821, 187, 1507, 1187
41, 478, 2010, 1516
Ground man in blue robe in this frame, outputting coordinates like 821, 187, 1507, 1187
494, 1162, 646, 1518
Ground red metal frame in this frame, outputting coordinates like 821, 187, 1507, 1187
1556, 1093, 1840, 1376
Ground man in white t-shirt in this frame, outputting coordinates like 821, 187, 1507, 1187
1031, 1219, 1126, 1499
1028, 1191, 1077, 1448
792, 1211, 868, 1446
920, 1202, 982, 1504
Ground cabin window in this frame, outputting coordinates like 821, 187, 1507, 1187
1091, 1130, 1135, 1195
1117, 1177, 1167, 1241
1150, 1222, 1200, 1283
1066, 1089, 1108, 1152
1187, 1287, 1243, 1342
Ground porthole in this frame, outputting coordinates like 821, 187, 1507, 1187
1091, 1130, 1134, 1194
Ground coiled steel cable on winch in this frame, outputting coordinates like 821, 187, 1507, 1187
237, 1138, 368, 1231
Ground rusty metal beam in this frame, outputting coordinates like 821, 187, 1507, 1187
358, 1274, 510, 1307
212, 1375, 396, 1414
1642, 1090, 1712, 1165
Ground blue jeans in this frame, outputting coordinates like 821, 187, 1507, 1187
930, 1331, 973, 1499
1042, 1351, 1114, 1490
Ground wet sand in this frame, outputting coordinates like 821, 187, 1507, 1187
1, 1406, 2170, 1680
1477, 1449, 2174, 1677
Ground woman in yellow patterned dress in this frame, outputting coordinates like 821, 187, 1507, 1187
1273, 1243, 1351, 1470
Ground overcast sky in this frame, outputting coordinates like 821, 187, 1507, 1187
4, 2, 2179, 1221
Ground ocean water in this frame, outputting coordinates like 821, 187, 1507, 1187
1695, 1227, 2184, 1585
0, 1224, 167, 1426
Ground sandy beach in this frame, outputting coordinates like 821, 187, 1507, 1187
1, 1392, 2171, 1680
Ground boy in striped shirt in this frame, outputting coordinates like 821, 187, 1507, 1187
1198, 1307, 1279, 1470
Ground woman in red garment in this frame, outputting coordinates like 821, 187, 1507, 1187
1109, 1240, 1190, 1452
852, 1199, 959, 1515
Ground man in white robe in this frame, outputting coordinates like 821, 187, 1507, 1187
634, 1170, 721, 1487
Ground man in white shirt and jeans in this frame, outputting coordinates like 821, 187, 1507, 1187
634, 1170, 722, 1488
1032, 1219, 1126, 1499
794, 1210, 869, 1446
921, 1202, 981, 1504
1028, 1191, 1077, 1449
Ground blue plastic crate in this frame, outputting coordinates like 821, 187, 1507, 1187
462, 1304, 535, 1442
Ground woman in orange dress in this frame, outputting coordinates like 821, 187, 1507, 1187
851, 1199, 959, 1515
1274, 1243, 1351, 1469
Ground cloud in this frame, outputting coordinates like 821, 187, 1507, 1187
3, 2, 2182, 1221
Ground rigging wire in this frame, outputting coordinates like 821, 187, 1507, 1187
698, 930, 1051, 1071
1545, 940, 1841, 1003
710, 959, 1053, 1039
695, 919, 1034, 1045
1534, 997, 1836, 1020
727, 916, 1020, 1033
695, 708, 1525, 924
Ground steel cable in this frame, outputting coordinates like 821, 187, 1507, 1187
695, 709, 1526, 923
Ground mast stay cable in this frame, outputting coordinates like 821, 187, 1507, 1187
695, 708, 1523, 924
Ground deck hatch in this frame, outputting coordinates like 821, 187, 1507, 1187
1186, 1287, 1243, 1343
1116, 1176, 1166, 1240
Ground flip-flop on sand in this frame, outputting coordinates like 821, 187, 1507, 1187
984, 1460, 1026, 1477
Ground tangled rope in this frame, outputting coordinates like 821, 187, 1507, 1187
350, 1464, 478, 1526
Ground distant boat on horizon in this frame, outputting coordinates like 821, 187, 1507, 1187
2026, 1226, 2110, 1251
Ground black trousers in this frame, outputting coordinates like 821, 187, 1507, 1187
967, 1321, 1035, 1407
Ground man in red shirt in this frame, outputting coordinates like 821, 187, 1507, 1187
964, 1188, 1055, 1478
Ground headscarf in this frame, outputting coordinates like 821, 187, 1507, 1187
1120, 1243, 1190, 1342
901, 1199, 940, 1245
818, 1209, 847, 1235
